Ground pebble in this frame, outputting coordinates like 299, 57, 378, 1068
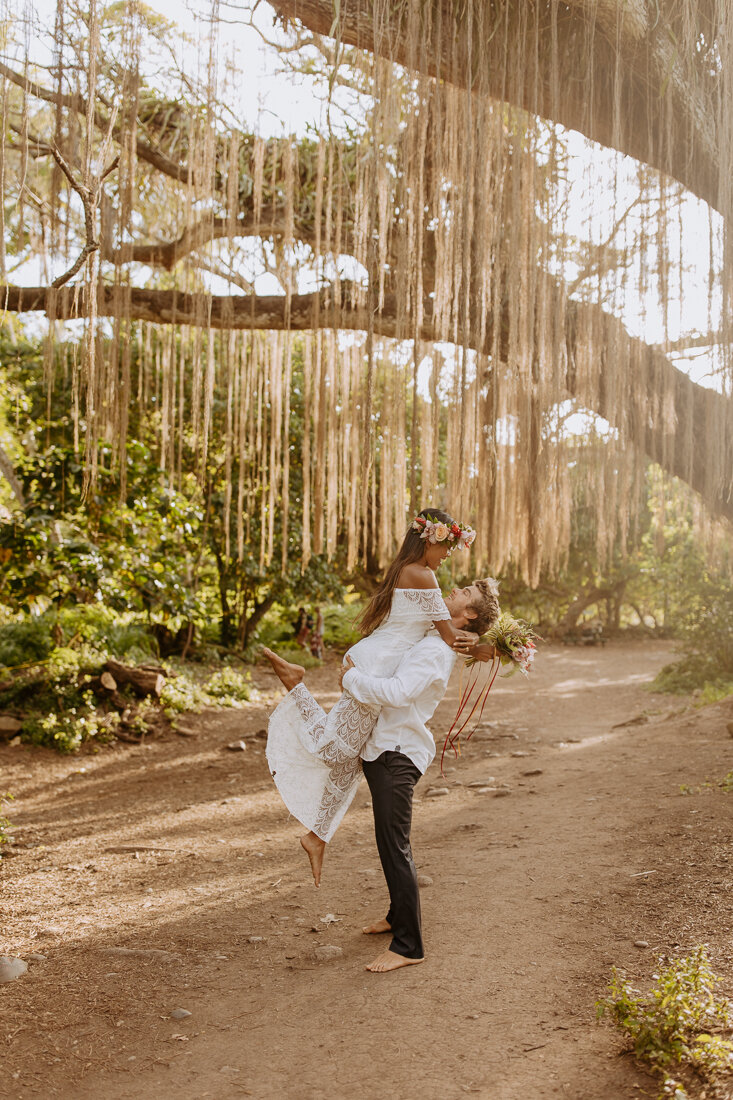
226, 740, 247, 752
634, 940, 650, 949
511, 751, 533, 758
247, 936, 265, 943
521, 769, 544, 777
27, 953, 47, 962
473, 787, 498, 795
314, 945, 343, 961
0, 956, 28, 983
417, 874, 434, 887
170, 1008, 192, 1020
467, 779, 496, 788
0, 716, 22, 733
426, 787, 450, 797
493, 789, 511, 798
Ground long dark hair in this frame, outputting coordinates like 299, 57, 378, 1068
357, 508, 455, 636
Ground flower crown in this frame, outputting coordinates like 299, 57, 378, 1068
411, 513, 476, 551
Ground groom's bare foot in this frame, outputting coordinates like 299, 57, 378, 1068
362, 918, 391, 935
300, 831, 326, 887
365, 950, 424, 973
262, 647, 305, 691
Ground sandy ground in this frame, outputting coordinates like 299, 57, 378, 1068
1, 640, 733, 1100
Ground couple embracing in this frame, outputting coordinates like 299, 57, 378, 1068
263, 508, 500, 973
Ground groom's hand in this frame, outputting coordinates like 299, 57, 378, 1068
452, 629, 480, 650
340, 654, 355, 688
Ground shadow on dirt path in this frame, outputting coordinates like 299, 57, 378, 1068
2, 640, 732, 1099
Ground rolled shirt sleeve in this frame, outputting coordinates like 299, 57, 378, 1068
342, 649, 445, 708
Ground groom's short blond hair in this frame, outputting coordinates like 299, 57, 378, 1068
467, 577, 500, 634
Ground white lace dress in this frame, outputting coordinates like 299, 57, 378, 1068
266, 588, 451, 842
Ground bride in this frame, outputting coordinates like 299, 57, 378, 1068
263, 508, 479, 886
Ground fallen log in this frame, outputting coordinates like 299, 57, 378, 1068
104, 660, 166, 698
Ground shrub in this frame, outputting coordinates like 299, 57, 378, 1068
0, 792, 14, 854
205, 666, 252, 704
323, 603, 363, 650
0, 618, 55, 667
652, 657, 733, 704
160, 666, 253, 717
271, 645, 322, 669
22, 706, 119, 753
597, 946, 733, 1099
0, 608, 159, 673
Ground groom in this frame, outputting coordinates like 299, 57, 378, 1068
340, 579, 499, 973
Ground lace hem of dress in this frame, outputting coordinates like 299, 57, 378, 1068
397, 588, 451, 620
289, 683, 379, 839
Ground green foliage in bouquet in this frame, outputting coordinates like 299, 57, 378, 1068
481, 612, 540, 675
597, 946, 733, 1099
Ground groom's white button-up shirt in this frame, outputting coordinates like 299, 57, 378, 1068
341, 632, 457, 774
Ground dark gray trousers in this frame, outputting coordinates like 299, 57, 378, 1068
362, 750, 424, 959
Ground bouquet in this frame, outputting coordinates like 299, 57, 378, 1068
441, 612, 540, 774
477, 612, 540, 676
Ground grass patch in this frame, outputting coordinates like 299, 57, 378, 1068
652, 658, 733, 707
597, 946, 733, 1099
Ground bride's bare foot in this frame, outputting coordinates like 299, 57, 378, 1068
362, 918, 391, 935
300, 831, 326, 887
365, 950, 424, 973
262, 647, 305, 691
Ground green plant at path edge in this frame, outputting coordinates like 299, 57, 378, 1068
597, 946, 733, 1099
0, 792, 14, 853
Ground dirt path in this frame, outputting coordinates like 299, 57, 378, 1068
2, 641, 732, 1099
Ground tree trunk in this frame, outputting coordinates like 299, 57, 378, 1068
239, 593, 276, 650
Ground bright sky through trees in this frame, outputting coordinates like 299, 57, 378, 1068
8, 0, 725, 393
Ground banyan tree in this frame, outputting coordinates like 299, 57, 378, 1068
0, 0, 732, 581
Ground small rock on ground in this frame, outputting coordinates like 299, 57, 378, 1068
634, 940, 650, 948
0, 956, 28, 983
417, 874, 434, 887
426, 788, 449, 797
248, 936, 265, 943
27, 953, 47, 962
521, 769, 543, 777
226, 740, 247, 752
467, 779, 496, 788
314, 945, 343, 961
170, 1008, 192, 1020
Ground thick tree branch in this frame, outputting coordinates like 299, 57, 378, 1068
0, 59, 195, 186
2, 279, 731, 524
103, 213, 316, 269
271, 0, 722, 214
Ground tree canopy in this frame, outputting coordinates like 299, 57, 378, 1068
0, 0, 731, 580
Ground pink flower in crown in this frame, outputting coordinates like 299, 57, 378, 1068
433, 522, 450, 542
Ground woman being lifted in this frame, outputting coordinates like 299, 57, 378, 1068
262, 508, 479, 886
